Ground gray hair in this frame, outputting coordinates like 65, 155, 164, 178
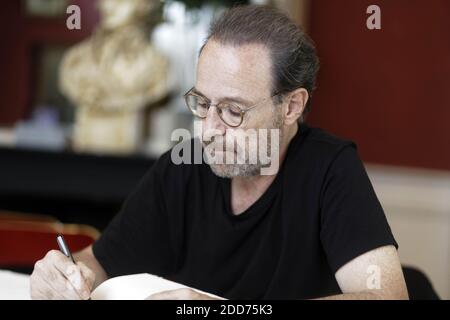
201, 4, 320, 120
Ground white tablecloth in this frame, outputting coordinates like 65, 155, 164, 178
0, 270, 31, 300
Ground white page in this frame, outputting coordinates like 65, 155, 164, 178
90, 273, 223, 300
0, 270, 31, 300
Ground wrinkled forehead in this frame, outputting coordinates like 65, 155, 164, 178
196, 40, 273, 101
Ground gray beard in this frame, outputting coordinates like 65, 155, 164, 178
204, 110, 283, 178
208, 161, 262, 178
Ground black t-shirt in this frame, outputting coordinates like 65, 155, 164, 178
93, 123, 398, 299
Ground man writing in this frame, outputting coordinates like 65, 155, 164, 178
30, 5, 408, 300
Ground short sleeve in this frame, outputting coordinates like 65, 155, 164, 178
320, 145, 398, 274
92, 158, 175, 278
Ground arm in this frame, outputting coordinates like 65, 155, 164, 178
316, 245, 409, 300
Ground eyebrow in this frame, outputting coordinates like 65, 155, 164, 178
192, 87, 254, 107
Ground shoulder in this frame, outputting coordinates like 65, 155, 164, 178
290, 123, 357, 167
303, 124, 355, 154
282, 123, 367, 198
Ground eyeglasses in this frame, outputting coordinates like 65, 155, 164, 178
184, 88, 281, 127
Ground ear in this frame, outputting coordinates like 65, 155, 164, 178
283, 88, 309, 125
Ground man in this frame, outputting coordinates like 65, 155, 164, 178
30, 5, 408, 300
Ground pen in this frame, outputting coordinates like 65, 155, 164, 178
56, 234, 76, 264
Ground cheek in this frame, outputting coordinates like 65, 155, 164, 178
242, 108, 276, 129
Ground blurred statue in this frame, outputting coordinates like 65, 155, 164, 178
59, 0, 169, 154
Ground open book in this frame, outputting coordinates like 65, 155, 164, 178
90, 273, 224, 300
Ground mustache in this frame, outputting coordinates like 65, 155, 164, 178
201, 135, 245, 153
199, 127, 281, 156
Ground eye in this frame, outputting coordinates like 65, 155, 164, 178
226, 104, 242, 116
196, 99, 209, 110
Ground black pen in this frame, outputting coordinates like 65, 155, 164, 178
56, 234, 76, 264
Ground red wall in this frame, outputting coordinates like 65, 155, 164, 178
307, 0, 450, 171
0, 0, 98, 125
0, 1, 28, 124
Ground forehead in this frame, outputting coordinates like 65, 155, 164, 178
196, 40, 273, 100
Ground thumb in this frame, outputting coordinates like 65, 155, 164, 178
77, 262, 95, 291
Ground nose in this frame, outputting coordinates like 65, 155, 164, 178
202, 106, 227, 142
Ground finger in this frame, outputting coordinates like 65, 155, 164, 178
31, 283, 58, 300
38, 281, 68, 300
48, 251, 91, 299
30, 270, 57, 300
44, 265, 84, 300
33, 260, 82, 300
78, 261, 95, 291
31, 275, 67, 300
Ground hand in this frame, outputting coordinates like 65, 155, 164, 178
146, 288, 222, 300
30, 250, 95, 300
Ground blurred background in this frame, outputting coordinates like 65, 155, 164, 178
0, 0, 448, 299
